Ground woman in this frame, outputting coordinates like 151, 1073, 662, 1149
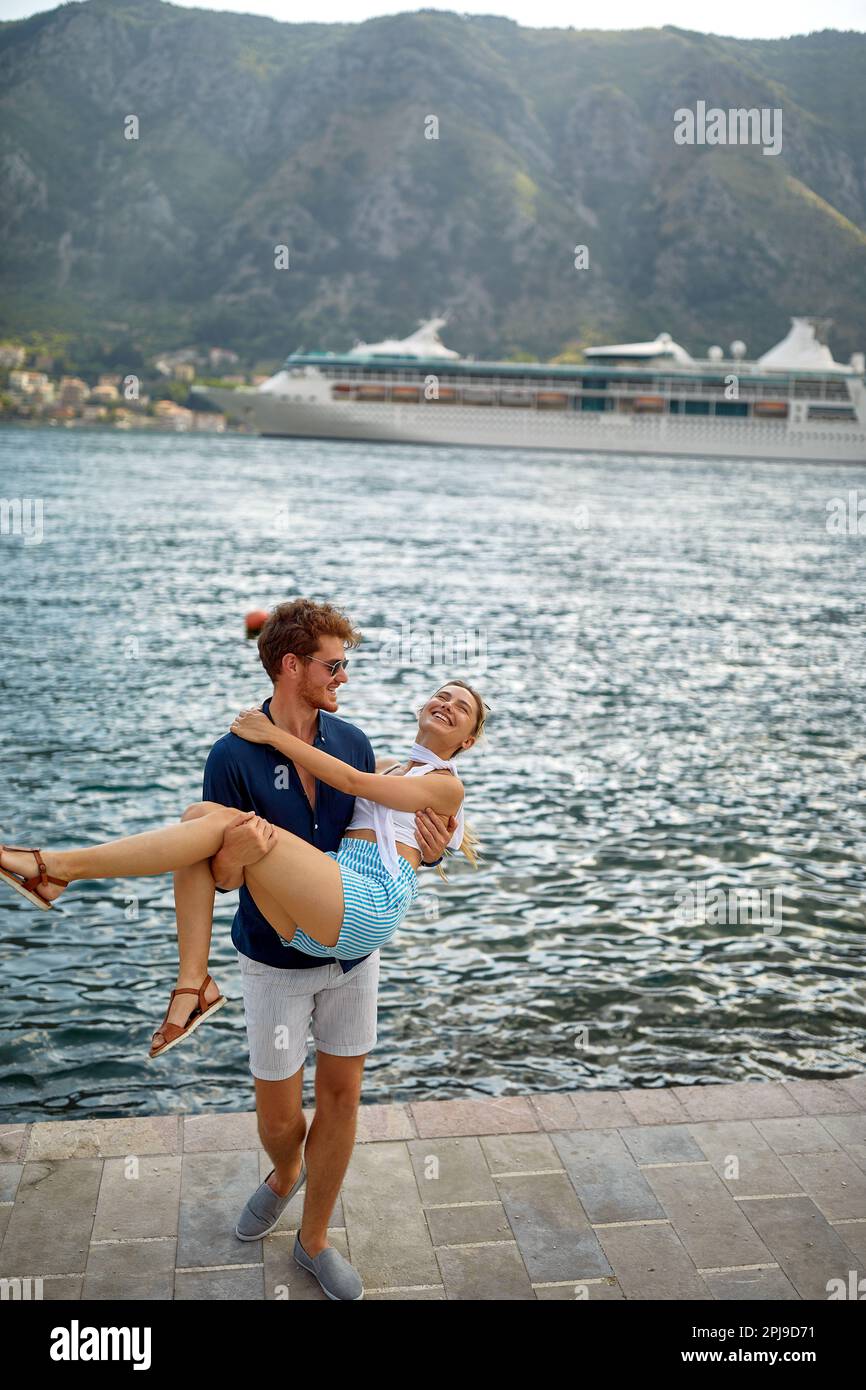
0, 679, 486, 1053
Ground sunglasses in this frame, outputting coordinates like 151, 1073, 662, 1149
305, 655, 350, 677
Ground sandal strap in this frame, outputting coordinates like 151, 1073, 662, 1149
2, 847, 68, 891
151, 976, 222, 1054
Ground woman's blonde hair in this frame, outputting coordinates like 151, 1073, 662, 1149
422, 677, 488, 879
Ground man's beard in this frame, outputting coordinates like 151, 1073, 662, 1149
300, 674, 337, 710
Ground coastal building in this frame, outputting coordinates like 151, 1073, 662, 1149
90, 382, 120, 403
0, 344, 26, 368
191, 411, 226, 432
58, 376, 90, 408
153, 400, 194, 430
9, 369, 51, 397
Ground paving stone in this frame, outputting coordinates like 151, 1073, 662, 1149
687, 1121, 806, 1197
263, 1227, 351, 1300
527, 1093, 579, 1131
0, 1204, 11, 1245
672, 1082, 802, 1122
816, 1113, 866, 1149
86, 1238, 177, 1280
536, 1276, 624, 1300
551, 1129, 666, 1223
595, 1223, 713, 1299
569, 1090, 635, 1129
177, 1197, 258, 1268
753, 1117, 843, 1155
180, 1148, 260, 1206
842, 1144, 866, 1175
496, 1171, 612, 1281
41, 1276, 83, 1300
407, 1136, 498, 1205
436, 1242, 536, 1299
411, 1096, 538, 1137
0, 1126, 29, 1162
175, 1266, 264, 1300
620, 1124, 707, 1165
176, 1149, 264, 1267
835, 1221, 866, 1262
621, 1089, 690, 1126
26, 1116, 180, 1160
84, 1239, 176, 1301
782, 1080, 863, 1115
778, 1151, 866, 1221
642, 1164, 773, 1268
182, 1111, 261, 1153
0, 1163, 22, 1203
835, 1073, 866, 1109
92, 1156, 182, 1240
339, 1140, 439, 1288
703, 1266, 799, 1300
738, 1196, 859, 1299
479, 1131, 562, 1174
356, 1103, 415, 1142
426, 1202, 514, 1246
0, 1159, 102, 1277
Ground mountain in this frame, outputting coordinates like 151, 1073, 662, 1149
1, 0, 865, 367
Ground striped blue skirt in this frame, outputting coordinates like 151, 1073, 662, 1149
286, 836, 419, 961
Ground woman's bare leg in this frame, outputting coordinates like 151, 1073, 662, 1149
158, 802, 229, 1031
243, 830, 345, 947
1, 805, 348, 950
0, 802, 241, 902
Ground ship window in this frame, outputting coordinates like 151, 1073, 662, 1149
581, 396, 607, 412
685, 400, 711, 415
715, 401, 749, 417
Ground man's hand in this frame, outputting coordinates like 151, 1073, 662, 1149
415, 808, 456, 866
210, 811, 277, 890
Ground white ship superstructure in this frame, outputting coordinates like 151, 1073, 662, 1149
193, 316, 866, 463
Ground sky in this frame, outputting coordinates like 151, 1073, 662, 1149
0, 0, 864, 40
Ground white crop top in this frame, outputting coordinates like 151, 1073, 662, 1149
346, 762, 464, 856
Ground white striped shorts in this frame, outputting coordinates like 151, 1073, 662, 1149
237, 947, 380, 1081
288, 835, 419, 961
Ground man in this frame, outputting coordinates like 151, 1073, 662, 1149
195, 598, 453, 1301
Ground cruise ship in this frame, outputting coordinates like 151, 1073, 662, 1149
193, 316, 866, 463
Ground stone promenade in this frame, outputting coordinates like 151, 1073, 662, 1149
2, 1074, 865, 1300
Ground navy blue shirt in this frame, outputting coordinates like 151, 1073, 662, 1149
202, 697, 375, 972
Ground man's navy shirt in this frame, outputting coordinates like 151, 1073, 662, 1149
202, 697, 375, 972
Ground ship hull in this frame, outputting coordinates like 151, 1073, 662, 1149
197, 387, 866, 464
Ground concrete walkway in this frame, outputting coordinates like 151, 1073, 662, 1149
2, 1074, 865, 1300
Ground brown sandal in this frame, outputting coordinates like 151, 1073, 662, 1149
148, 974, 226, 1058
0, 845, 69, 912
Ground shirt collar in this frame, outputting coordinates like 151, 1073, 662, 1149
262, 696, 327, 745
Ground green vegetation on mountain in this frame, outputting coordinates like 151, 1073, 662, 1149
1, 0, 864, 367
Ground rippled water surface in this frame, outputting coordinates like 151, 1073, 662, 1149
1, 426, 865, 1122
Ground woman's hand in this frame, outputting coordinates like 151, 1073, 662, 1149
230, 708, 275, 744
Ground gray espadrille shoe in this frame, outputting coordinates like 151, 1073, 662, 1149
235, 1163, 307, 1241
293, 1234, 364, 1300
